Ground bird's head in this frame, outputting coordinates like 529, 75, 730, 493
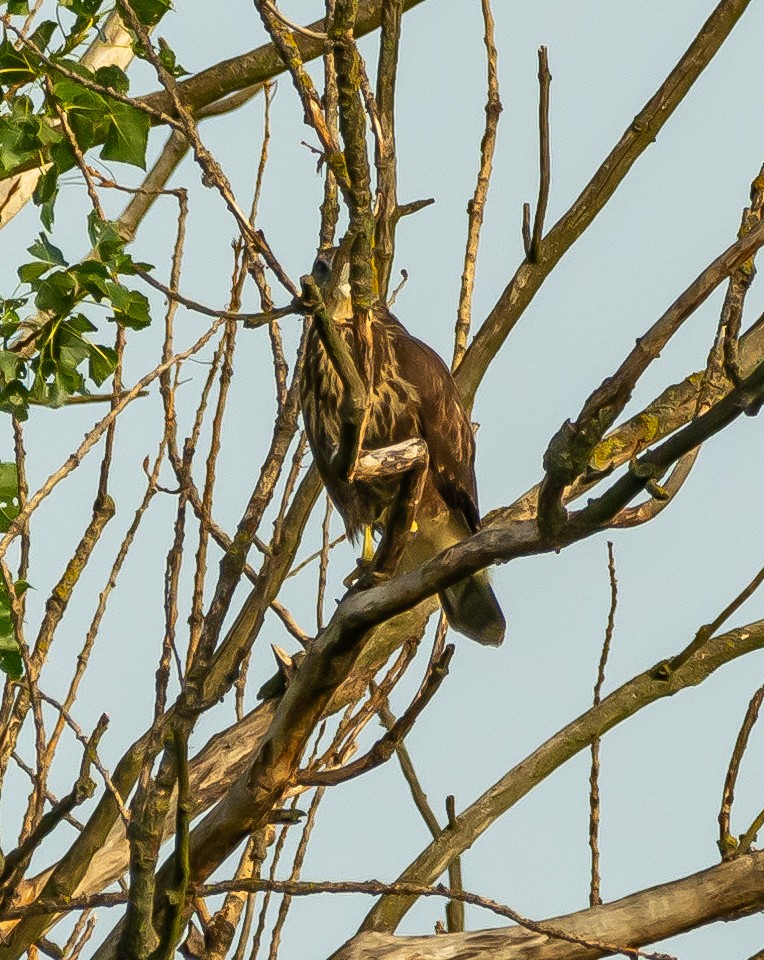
312, 246, 352, 320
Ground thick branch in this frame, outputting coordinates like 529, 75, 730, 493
359, 615, 764, 933
538, 217, 764, 539
335, 852, 764, 960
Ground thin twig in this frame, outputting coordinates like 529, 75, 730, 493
64, 915, 96, 960
589, 541, 618, 906
114, 1, 298, 297
270, 601, 312, 648
247, 800, 297, 960
16, 879, 675, 960
444, 795, 464, 933
287, 533, 347, 578
528, 46, 551, 263
719, 684, 764, 858
377, 694, 441, 838
61, 910, 93, 960
46, 78, 106, 220
0, 315, 227, 563
36, 692, 129, 825
453, 0, 502, 368
260, 0, 328, 41
134, 268, 277, 324
316, 496, 333, 631
11, 752, 85, 831
300, 646, 453, 786
267, 788, 325, 960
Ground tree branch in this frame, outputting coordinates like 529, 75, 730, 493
455, 0, 755, 402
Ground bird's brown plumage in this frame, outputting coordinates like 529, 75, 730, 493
300, 248, 505, 646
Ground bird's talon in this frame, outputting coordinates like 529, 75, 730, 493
352, 569, 391, 591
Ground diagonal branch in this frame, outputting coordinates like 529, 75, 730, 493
334, 851, 764, 960
359, 612, 764, 934
455, 0, 756, 403
537, 217, 764, 539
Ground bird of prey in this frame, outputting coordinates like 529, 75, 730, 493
299, 246, 505, 646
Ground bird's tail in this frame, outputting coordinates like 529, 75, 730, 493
440, 572, 505, 647
405, 506, 506, 646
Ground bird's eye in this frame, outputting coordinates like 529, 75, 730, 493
313, 257, 331, 283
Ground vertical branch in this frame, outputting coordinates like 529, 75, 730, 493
589, 541, 618, 907
42, 441, 168, 798
252, 0, 348, 194
247, 82, 289, 409
316, 497, 333, 631
377, 694, 441, 838
444, 795, 464, 932
719, 684, 764, 858
247, 808, 296, 960
697, 164, 764, 415
17, 498, 116, 839
149, 728, 190, 960
321, 0, 340, 248
528, 46, 551, 263
230, 831, 273, 960
331, 0, 375, 306
373, 0, 403, 299
2, 495, 115, 821
453, 0, 502, 369
0, 419, 30, 750
118, 188, 191, 960
188, 321, 238, 665
266, 788, 325, 960
116, 0, 298, 298
62, 910, 96, 960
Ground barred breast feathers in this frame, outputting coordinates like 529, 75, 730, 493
302, 308, 420, 451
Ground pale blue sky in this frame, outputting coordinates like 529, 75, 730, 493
3, 2, 764, 958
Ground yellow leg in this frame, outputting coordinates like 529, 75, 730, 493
362, 525, 375, 563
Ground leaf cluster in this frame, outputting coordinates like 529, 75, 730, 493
0, 221, 152, 417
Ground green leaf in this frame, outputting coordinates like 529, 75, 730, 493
28, 233, 67, 268
0, 461, 19, 533
157, 39, 188, 79
5, 0, 30, 16
94, 64, 129, 94
88, 343, 117, 385
0, 381, 29, 420
0, 350, 21, 383
129, 0, 171, 27
65, 313, 96, 334
70, 261, 110, 300
49, 77, 111, 153
18, 260, 53, 284
34, 269, 77, 313
101, 100, 149, 168
59, 0, 105, 15
0, 461, 18, 500
0, 648, 22, 681
57, 325, 91, 370
87, 213, 124, 261
0, 35, 38, 87
106, 282, 151, 329
33, 165, 59, 230
0, 574, 22, 680
29, 19, 57, 52
29, 361, 83, 407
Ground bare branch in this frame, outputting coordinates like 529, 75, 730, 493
453, 0, 502, 367
589, 542, 618, 906
456, 0, 756, 403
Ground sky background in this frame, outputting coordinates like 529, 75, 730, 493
3, 1, 764, 958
